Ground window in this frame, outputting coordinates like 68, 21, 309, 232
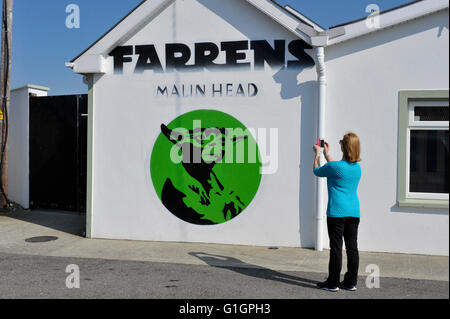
398, 91, 449, 209
408, 101, 448, 198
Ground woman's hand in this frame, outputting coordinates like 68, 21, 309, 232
323, 142, 334, 162
313, 145, 321, 169
313, 145, 321, 156
324, 142, 330, 156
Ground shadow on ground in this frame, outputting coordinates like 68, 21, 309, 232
0, 207, 85, 237
189, 252, 320, 289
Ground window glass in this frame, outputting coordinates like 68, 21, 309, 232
410, 130, 449, 194
414, 106, 449, 121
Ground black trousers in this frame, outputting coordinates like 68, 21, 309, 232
326, 217, 360, 287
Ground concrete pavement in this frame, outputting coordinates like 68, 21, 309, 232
1, 251, 448, 299
0, 209, 448, 283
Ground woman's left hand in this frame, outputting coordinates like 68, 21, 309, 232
324, 142, 330, 156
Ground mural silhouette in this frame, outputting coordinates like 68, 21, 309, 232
150, 111, 261, 225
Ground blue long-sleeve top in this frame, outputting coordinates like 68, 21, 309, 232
314, 160, 361, 218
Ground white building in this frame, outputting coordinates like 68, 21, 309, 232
11, 0, 449, 256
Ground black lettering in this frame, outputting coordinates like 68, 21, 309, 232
171, 85, 180, 97
251, 40, 285, 70
157, 86, 168, 97
287, 40, 314, 69
134, 45, 163, 73
221, 41, 251, 70
166, 43, 193, 72
226, 83, 233, 97
236, 84, 245, 96
212, 84, 223, 97
195, 42, 220, 70
182, 85, 191, 97
196, 84, 206, 96
109, 40, 315, 74
109, 46, 133, 74
248, 83, 258, 97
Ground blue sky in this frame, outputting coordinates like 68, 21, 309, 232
7, 0, 413, 95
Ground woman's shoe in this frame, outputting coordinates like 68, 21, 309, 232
317, 281, 339, 292
339, 282, 357, 291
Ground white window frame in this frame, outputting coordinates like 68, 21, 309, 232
406, 100, 449, 201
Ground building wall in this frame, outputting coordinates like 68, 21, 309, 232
325, 10, 449, 255
9, 86, 49, 209
89, 0, 319, 247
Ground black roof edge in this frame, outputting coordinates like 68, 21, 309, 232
329, 0, 425, 29
70, 0, 147, 63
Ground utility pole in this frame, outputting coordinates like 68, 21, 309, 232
0, 0, 13, 207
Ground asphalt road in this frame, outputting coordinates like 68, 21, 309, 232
0, 252, 448, 299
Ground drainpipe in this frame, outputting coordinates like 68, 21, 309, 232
315, 46, 326, 251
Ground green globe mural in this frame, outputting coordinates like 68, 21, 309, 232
150, 110, 262, 225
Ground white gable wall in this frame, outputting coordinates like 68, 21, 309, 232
89, 0, 319, 247
325, 9, 449, 255
76, 0, 449, 255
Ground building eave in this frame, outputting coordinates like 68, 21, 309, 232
11, 84, 51, 92
69, 0, 175, 73
68, 0, 320, 74
326, 0, 449, 46
283, 4, 326, 32
243, 0, 314, 45
70, 0, 148, 63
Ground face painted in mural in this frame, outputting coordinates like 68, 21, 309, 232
150, 110, 262, 225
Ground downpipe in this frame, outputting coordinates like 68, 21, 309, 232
315, 46, 327, 252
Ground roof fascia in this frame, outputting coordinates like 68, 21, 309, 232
283, 5, 326, 32
73, 0, 318, 63
327, 0, 449, 46
70, 0, 318, 74
72, 0, 175, 64
244, 0, 313, 45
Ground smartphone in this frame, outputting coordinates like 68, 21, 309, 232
317, 139, 325, 148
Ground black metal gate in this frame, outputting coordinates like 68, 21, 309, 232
29, 94, 87, 213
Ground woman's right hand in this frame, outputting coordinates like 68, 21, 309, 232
313, 145, 321, 156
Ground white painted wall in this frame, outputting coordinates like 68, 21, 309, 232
89, 0, 318, 247
83, 0, 448, 255
8, 85, 49, 209
325, 10, 449, 255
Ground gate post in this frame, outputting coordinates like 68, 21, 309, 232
8, 85, 50, 209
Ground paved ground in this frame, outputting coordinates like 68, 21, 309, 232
0, 209, 448, 299
0, 252, 448, 299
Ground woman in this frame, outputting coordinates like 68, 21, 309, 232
313, 133, 362, 292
